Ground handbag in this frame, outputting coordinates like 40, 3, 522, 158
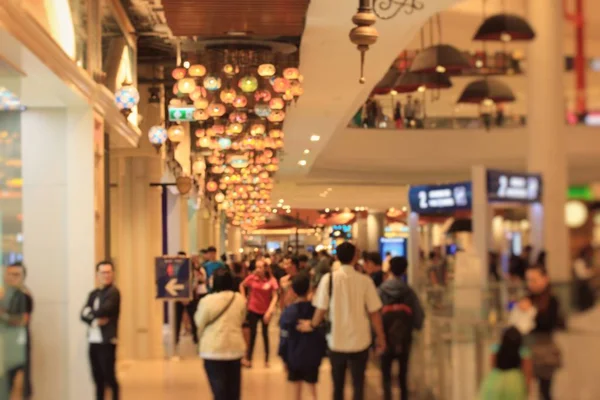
205, 292, 236, 328
530, 335, 563, 379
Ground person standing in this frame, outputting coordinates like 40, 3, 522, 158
240, 260, 279, 368
195, 267, 247, 400
174, 251, 199, 349
378, 257, 424, 400
364, 252, 385, 288
404, 95, 415, 128
204, 246, 226, 290
299, 242, 386, 400
518, 265, 564, 400
280, 257, 301, 309
80, 261, 121, 400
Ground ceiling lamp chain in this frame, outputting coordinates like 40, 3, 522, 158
372, 0, 424, 20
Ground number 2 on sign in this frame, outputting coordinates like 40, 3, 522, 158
418, 191, 428, 209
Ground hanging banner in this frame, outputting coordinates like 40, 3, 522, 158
487, 170, 542, 203
408, 182, 472, 214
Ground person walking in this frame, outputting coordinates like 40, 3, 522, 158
378, 257, 424, 400
174, 251, 199, 349
518, 265, 564, 400
240, 259, 279, 368
203, 246, 226, 290
299, 242, 386, 400
80, 261, 121, 400
195, 267, 247, 400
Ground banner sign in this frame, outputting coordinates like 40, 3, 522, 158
155, 256, 192, 300
408, 182, 472, 214
487, 170, 542, 203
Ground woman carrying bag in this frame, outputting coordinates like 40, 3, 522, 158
518, 265, 565, 400
195, 267, 247, 400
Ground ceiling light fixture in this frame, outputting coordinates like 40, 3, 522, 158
298, 160, 307, 166
310, 135, 320, 142
304, 149, 310, 154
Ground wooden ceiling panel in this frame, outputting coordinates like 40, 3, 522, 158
163, 0, 310, 38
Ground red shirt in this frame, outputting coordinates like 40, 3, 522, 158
243, 274, 278, 315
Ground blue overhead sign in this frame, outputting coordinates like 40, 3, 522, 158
155, 256, 192, 300
409, 182, 472, 214
487, 170, 542, 203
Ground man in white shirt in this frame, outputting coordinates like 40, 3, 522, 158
298, 242, 385, 400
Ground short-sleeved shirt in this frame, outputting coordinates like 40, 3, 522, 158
313, 265, 383, 353
242, 274, 279, 315
490, 344, 531, 358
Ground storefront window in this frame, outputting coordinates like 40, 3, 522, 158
0, 112, 23, 265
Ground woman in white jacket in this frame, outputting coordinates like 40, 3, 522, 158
195, 267, 247, 400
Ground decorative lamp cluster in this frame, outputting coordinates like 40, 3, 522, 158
171, 50, 304, 229
114, 82, 140, 117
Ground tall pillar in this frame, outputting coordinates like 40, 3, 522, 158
407, 211, 421, 285
527, 0, 569, 281
354, 215, 368, 251
366, 211, 385, 252
197, 205, 212, 251
227, 225, 243, 256
22, 106, 95, 399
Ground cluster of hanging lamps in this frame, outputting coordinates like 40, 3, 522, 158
172, 57, 304, 229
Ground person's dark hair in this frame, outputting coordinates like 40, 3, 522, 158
249, 259, 257, 272
428, 250, 436, 260
312, 251, 318, 258
336, 242, 356, 264
390, 256, 408, 277
291, 273, 311, 297
536, 250, 547, 266
319, 250, 329, 257
212, 267, 235, 292
527, 263, 548, 276
298, 254, 309, 263
523, 245, 532, 254
364, 251, 382, 266
7, 261, 26, 277
95, 260, 114, 272
199, 248, 207, 255
220, 253, 227, 263
290, 257, 300, 269
177, 251, 187, 256
385, 251, 391, 257
495, 327, 523, 370
206, 246, 217, 253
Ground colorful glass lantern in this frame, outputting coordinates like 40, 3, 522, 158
190, 87, 207, 101
203, 75, 222, 91
229, 111, 248, 124
220, 89, 237, 104
258, 64, 276, 77
283, 90, 294, 102
198, 137, 212, 148
291, 81, 304, 97
223, 64, 239, 75
269, 97, 285, 110
272, 78, 290, 93
239, 75, 259, 93
227, 123, 244, 134
215, 192, 225, 203
195, 129, 206, 137
194, 98, 209, 109
218, 137, 232, 150
193, 109, 209, 121
207, 124, 225, 136
114, 83, 140, 113
267, 110, 286, 122
208, 103, 226, 117
167, 124, 185, 143
250, 124, 266, 136
283, 67, 300, 80
233, 95, 248, 108
172, 67, 187, 80
254, 103, 271, 118
177, 78, 196, 94
188, 64, 206, 77
206, 181, 219, 192
254, 90, 272, 102
148, 126, 167, 145
269, 129, 283, 139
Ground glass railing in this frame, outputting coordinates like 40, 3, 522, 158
349, 115, 526, 130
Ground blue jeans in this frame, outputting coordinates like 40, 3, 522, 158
204, 359, 241, 400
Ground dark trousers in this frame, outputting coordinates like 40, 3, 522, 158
329, 349, 369, 400
539, 376, 553, 400
246, 311, 269, 362
175, 299, 199, 344
204, 359, 241, 400
381, 350, 411, 400
89, 343, 119, 400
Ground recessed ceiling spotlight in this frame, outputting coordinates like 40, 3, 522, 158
279, 199, 284, 203
325, 208, 330, 212
310, 135, 320, 142
327, 187, 333, 191
298, 160, 307, 166
272, 209, 278, 213
183, 61, 190, 69
335, 207, 340, 212
304, 149, 310, 154
286, 209, 291, 214
354, 207, 360, 211
402, 206, 407, 212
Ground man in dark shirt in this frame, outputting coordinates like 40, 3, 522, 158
81, 261, 121, 400
364, 252, 385, 287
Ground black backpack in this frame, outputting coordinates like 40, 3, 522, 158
382, 299, 414, 355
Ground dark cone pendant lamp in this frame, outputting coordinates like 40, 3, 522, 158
473, 13, 535, 42
410, 44, 470, 74
373, 67, 402, 95
457, 78, 515, 104
394, 71, 452, 93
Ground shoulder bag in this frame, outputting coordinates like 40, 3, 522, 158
205, 292, 236, 328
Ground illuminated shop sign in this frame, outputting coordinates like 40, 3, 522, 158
487, 170, 542, 203
330, 224, 353, 239
408, 183, 472, 214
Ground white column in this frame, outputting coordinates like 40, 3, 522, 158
471, 165, 491, 288
527, 0, 569, 281
366, 211, 385, 252
227, 225, 243, 256
407, 211, 421, 285
354, 216, 368, 251
22, 106, 95, 399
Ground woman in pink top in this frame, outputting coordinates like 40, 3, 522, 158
240, 259, 279, 368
